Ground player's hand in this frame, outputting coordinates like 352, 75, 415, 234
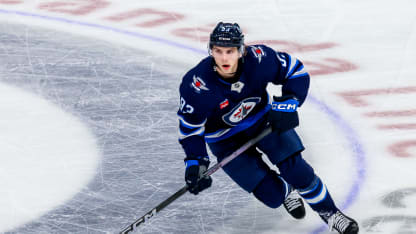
268, 95, 299, 133
184, 156, 212, 195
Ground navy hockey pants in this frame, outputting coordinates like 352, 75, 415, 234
208, 128, 305, 193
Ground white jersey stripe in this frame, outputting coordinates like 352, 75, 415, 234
178, 115, 207, 128
204, 128, 231, 139
289, 66, 307, 79
286, 55, 299, 78
178, 126, 205, 140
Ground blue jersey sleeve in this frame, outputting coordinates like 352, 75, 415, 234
273, 51, 310, 106
177, 73, 210, 160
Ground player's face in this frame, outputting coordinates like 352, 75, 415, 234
211, 46, 240, 78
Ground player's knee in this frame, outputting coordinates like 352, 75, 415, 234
253, 171, 287, 208
277, 153, 315, 189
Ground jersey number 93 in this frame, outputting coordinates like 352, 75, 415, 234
180, 97, 194, 114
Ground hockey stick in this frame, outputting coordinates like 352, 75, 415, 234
119, 126, 273, 234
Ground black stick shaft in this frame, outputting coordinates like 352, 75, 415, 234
120, 126, 272, 234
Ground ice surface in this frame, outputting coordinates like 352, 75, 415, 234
0, 23, 268, 234
0, 23, 183, 233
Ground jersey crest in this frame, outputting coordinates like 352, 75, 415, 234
222, 97, 261, 126
190, 75, 209, 93
251, 46, 266, 63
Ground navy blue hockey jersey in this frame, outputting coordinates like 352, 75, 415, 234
177, 44, 310, 160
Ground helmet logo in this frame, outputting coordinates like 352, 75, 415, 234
218, 37, 231, 41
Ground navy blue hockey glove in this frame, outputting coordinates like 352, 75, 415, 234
184, 156, 212, 195
268, 95, 299, 133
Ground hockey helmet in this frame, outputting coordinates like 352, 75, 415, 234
208, 22, 245, 54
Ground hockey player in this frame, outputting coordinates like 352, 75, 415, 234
177, 22, 359, 234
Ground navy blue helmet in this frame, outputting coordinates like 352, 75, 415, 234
208, 22, 245, 54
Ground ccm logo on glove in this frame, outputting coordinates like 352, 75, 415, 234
268, 95, 300, 133
271, 99, 298, 112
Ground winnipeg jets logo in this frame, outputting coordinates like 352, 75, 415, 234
231, 81, 244, 93
251, 46, 266, 63
222, 97, 261, 126
190, 75, 209, 93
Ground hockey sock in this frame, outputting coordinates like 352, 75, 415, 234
277, 154, 338, 215
253, 171, 289, 208
298, 175, 338, 215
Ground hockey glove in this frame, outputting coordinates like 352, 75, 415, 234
268, 95, 299, 133
184, 156, 212, 195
